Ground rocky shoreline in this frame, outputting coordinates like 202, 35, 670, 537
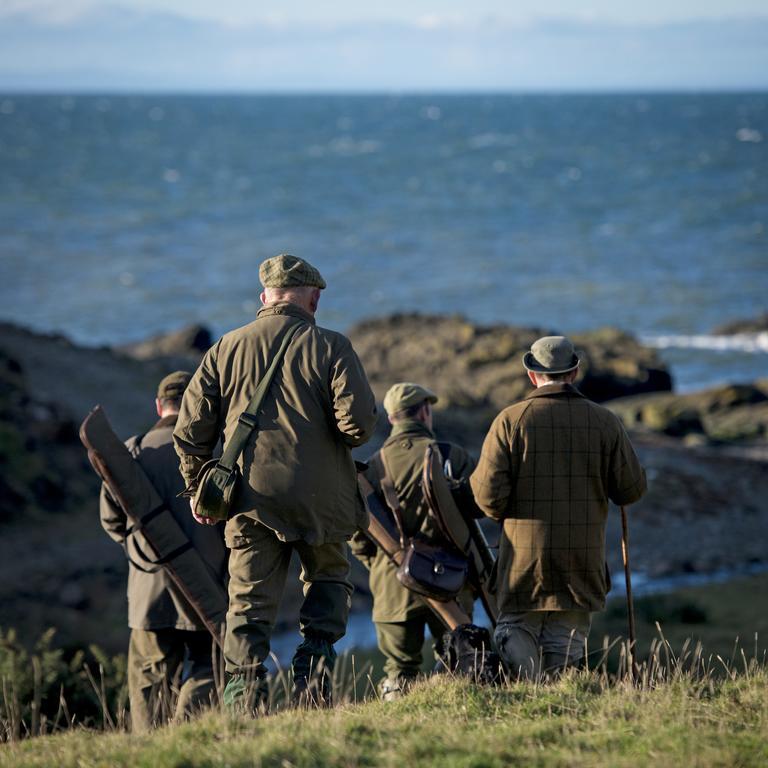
0, 316, 766, 653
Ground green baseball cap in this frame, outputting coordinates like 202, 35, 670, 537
523, 336, 580, 375
259, 253, 326, 290
157, 370, 192, 400
383, 382, 438, 416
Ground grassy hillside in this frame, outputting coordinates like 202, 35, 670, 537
2, 574, 767, 765
2, 670, 766, 768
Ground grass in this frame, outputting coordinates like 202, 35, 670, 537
592, 572, 768, 664
2, 574, 768, 765
1, 665, 766, 768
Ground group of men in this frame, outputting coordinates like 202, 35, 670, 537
100, 253, 646, 729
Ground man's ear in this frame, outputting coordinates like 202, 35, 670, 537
259, 290, 268, 306
527, 370, 538, 387
309, 288, 321, 312
155, 398, 163, 417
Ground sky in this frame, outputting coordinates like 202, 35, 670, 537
4, 0, 768, 25
1, 0, 767, 91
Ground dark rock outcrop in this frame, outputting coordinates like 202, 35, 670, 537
712, 312, 768, 335
0, 347, 97, 525
116, 324, 213, 361
609, 383, 768, 443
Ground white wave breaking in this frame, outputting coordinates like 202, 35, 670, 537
641, 331, 768, 353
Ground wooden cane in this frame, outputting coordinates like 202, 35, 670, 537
620, 505, 637, 674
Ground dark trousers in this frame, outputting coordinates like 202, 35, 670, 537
224, 517, 353, 676
375, 611, 450, 682
127, 628, 216, 732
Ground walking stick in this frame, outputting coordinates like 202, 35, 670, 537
620, 505, 637, 676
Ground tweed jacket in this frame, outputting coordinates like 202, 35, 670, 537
173, 302, 377, 546
470, 383, 646, 613
100, 415, 228, 631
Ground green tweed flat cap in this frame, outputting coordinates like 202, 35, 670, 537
259, 253, 326, 290
157, 370, 192, 400
523, 336, 580, 375
383, 382, 438, 415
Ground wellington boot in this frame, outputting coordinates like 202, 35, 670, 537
290, 636, 336, 708
291, 673, 333, 709
223, 673, 268, 716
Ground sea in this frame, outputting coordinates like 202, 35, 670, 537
1, 93, 766, 391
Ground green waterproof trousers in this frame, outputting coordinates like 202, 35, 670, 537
375, 610, 452, 683
224, 515, 353, 676
128, 628, 216, 733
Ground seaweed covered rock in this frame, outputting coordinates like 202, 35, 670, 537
609, 382, 768, 443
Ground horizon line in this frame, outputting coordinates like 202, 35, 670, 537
2, 86, 768, 97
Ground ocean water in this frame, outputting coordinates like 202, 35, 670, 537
0, 93, 766, 391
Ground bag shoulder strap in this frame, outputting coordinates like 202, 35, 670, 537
372, 450, 407, 548
218, 322, 303, 473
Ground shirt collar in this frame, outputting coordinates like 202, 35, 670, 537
257, 301, 316, 325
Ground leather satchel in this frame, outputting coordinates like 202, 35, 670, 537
192, 323, 302, 522
373, 452, 469, 602
397, 537, 469, 601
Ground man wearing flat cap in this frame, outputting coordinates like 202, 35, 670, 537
100, 371, 227, 731
470, 336, 647, 678
350, 382, 477, 700
174, 254, 377, 708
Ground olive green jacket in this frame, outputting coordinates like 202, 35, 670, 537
100, 415, 228, 631
350, 420, 475, 623
470, 383, 647, 613
173, 302, 377, 545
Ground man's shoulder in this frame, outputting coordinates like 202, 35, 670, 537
137, 424, 176, 449
217, 318, 351, 352
578, 396, 625, 431
494, 399, 536, 426
526, 391, 624, 432
313, 323, 353, 350
215, 319, 261, 349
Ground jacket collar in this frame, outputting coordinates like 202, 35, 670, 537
524, 382, 585, 400
150, 414, 178, 431
388, 419, 435, 441
257, 301, 316, 325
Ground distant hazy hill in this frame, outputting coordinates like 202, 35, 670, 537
0, 6, 767, 91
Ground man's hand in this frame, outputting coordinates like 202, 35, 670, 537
190, 499, 217, 525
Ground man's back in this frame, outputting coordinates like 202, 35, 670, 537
471, 382, 646, 612
174, 301, 377, 545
